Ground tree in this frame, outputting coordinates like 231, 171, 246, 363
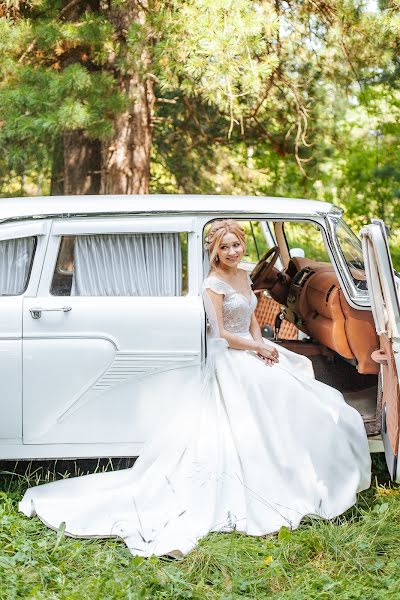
0, 0, 396, 201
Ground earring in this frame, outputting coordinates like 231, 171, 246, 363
215, 256, 219, 262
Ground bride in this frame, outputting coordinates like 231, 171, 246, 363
19, 219, 371, 558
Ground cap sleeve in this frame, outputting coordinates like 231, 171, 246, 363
202, 276, 227, 296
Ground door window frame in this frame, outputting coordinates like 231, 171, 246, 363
38, 216, 198, 298
198, 213, 369, 312
325, 211, 372, 309
0, 220, 50, 297
200, 214, 332, 268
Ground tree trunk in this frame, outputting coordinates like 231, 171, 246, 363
63, 132, 102, 195
50, 0, 102, 196
100, 1, 154, 195
50, 138, 64, 196
50, 0, 154, 196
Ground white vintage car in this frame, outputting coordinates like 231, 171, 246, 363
1, 195, 399, 481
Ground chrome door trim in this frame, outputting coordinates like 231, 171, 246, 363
29, 306, 72, 319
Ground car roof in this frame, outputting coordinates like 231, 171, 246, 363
0, 194, 338, 222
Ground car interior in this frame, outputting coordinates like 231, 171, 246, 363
205, 219, 381, 435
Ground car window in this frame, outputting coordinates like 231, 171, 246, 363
239, 221, 270, 263
0, 236, 37, 296
336, 218, 367, 291
283, 221, 330, 263
51, 232, 188, 297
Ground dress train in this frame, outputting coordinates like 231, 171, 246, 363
19, 335, 371, 557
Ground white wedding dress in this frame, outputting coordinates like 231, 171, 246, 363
19, 273, 371, 557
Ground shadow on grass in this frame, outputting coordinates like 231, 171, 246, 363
0, 450, 393, 511
0, 456, 137, 490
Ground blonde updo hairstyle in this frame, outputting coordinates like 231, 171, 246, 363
206, 219, 246, 270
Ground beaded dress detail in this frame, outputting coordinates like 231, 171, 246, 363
202, 273, 257, 336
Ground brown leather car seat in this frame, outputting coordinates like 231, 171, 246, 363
298, 268, 379, 374
269, 256, 379, 374
303, 271, 355, 360
338, 291, 379, 374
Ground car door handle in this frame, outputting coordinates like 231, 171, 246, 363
29, 306, 72, 319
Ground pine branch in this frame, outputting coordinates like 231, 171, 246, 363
59, 0, 83, 19
18, 40, 36, 63
245, 73, 276, 121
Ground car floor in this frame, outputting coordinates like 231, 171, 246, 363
309, 354, 377, 393
308, 354, 380, 434
343, 386, 378, 420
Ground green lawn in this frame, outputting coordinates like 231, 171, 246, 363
1, 455, 399, 600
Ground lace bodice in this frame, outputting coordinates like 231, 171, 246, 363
202, 272, 257, 337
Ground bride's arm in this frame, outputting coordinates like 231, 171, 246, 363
206, 289, 278, 362
249, 312, 279, 366
249, 312, 263, 343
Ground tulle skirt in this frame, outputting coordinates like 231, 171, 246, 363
19, 336, 371, 557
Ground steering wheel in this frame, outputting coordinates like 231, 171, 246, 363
251, 246, 281, 290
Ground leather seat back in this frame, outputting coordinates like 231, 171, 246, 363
339, 291, 379, 374
304, 271, 354, 359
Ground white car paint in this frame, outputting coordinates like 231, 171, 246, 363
0, 194, 396, 470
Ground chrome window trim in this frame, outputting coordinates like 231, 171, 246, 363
325, 212, 371, 309
0, 206, 338, 227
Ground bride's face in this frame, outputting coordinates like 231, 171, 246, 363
217, 232, 244, 267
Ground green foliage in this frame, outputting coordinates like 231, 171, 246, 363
0, 63, 125, 176
0, 0, 400, 262
0, 3, 126, 186
284, 222, 331, 263
149, 0, 400, 226
153, 0, 279, 125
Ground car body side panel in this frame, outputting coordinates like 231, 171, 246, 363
0, 308, 22, 439
22, 219, 203, 452
0, 221, 50, 441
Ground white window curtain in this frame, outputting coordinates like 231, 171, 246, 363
0, 237, 35, 296
72, 233, 182, 296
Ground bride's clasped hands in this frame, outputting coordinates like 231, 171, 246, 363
256, 343, 279, 366
19, 218, 371, 559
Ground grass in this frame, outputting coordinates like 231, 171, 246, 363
1, 455, 400, 599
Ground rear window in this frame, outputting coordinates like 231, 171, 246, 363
0, 236, 36, 296
51, 232, 188, 297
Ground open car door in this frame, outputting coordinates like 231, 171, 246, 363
360, 219, 400, 481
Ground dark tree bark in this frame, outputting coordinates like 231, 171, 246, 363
51, 0, 154, 196
50, 138, 64, 196
50, 133, 102, 195
63, 131, 102, 195
100, 0, 154, 195
50, 0, 103, 195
